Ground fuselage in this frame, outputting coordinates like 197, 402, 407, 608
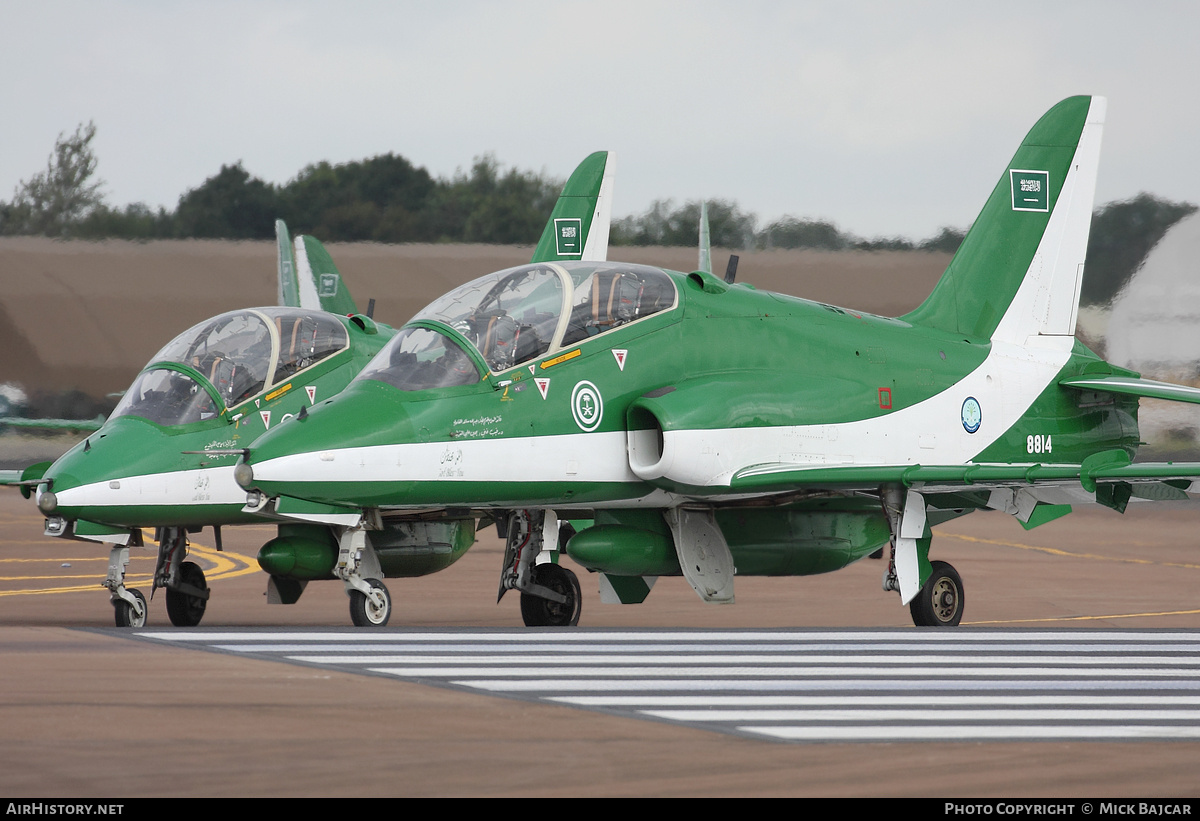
242, 261, 1140, 515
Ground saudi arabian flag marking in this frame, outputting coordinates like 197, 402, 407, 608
1010, 169, 1049, 212
555, 218, 583, 256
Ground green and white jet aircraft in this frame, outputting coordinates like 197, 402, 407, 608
7, 151, 616, 628
234, 96, 1200, 629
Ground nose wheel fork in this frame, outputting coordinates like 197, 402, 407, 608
106, 545, 147, 628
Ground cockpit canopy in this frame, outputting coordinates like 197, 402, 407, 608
358, 262, 676, 391
111, 308, 349, 426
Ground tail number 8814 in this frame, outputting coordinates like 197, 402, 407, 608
1027, 434, 1052, 454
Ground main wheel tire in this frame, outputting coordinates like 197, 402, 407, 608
349, 579, 391, 627
166, 561, 208, 627
114, 589, 148, 628
520, 563, 582, 627
909, 560, 964, 627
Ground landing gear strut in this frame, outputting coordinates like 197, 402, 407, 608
335, 527, 392, 628
881, 485, 965, 628
106, 545, 147, 627
499, 510, 582, 627
154, 527, 211, 627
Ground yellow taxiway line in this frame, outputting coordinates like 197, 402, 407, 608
0, 528, 259, 597
938, 529, 1200, 625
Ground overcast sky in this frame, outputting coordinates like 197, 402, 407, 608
3, 0, 1197, 240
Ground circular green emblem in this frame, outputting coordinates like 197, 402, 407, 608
961, 396, 982, 434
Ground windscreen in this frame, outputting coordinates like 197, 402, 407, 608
414, 265, 563, 372
110, 369, 220, 426
357, 327, 481, 391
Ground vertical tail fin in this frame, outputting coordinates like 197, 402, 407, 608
903, 96, 1105, 345
530, 151, 615, 263
276, 220, 300, 307
698, 201, 713, 274
293, 234, 359, 315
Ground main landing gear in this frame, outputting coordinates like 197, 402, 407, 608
106, 526, 211, 627
881, 485, 965, 628
154, 527, 210, 627
499, 510, 582, 627
908, 560, 964, 627
520, 563, 583, 627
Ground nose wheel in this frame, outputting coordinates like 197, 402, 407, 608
909, 560, 964, 627
349, 578, 392, 627
113, 588, 147, 628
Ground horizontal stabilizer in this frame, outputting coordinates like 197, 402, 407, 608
1059, 375, 1200, 405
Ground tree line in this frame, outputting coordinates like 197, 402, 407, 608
2, 123, 1193, 306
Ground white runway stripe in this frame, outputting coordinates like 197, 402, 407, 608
142, 629, 1200, 643
132, 628, 1200, 743
246, 652, 1200, 666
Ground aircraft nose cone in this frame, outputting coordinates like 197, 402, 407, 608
234, 461, 254, 489
36, 489, 57, 514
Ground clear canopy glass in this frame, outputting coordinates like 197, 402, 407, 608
365, 262, 676, 386
110, 368, 221, 426
114, 308, 350, 424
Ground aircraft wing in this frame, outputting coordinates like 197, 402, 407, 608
731, 455, 1200, 495
530, 151, 614, 263
730, 450, 1200, 529
0, 461, 51, 499
0, 416, 103, 433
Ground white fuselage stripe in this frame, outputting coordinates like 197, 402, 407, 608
250, 337, 1073, 494
54, 466, 246, 509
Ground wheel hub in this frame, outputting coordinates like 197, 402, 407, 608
932, 579, 958, 621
